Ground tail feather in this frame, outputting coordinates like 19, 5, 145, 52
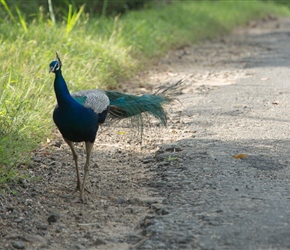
154, 79, 183, 96
106, 91, 172, 126
105, 80, 182, 131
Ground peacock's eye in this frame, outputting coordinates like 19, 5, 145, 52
54, 62, 60, 71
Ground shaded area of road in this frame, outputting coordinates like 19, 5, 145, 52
135, 17, 290, 249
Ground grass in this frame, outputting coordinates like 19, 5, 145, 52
0, 0, 289, 185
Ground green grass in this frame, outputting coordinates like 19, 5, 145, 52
0, 0, 289, 184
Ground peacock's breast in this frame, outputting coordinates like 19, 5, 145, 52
53, 105, 99, 143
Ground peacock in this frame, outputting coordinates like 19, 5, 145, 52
49, 53, 177, 202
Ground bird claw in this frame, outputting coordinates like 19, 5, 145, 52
79, 195, 87, 204
73, 185, 81, 193
73, 185, 91, 194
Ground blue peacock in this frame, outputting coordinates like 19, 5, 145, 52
49, 53, 176, 202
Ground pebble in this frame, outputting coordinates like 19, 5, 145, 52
11, 241, 25, 249
18, 179, 28, 189
24, 199, 33, 206
15, 217, 24, 223
36, 223, 48, 230
126, 234, 144, 244
159, 144, 182, 153
151, 204, 170, 215
7, 207, 14, 212
47, 213, 60, 224
116, 197, 126, 205
157, 161, 170, 167
71, 244, 86, 249
55, 228, 61, 233
32, 157, 42, 163
143, 157, 155, 164
93, 238, 106, 246
25, 234, 48, 245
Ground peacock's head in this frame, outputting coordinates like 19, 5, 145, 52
49, 52, 62, 73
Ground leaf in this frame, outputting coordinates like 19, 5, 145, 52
118, 131, 126, 135
0, 0, 16, 24
233, 153, 248, 159
168, 156, 179, 161
66, 4, 85, 35
16, 7, 27, 33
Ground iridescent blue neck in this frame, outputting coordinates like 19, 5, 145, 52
54, 70, 76, 108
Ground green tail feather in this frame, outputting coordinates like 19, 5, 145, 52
105, 91, 172, 126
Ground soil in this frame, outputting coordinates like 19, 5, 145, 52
2, 15, 290, 249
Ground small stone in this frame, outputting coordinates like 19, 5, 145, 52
12, 241, 25, 249
116, 197, 126, 205
18, 178, 28, 189
24, 234, 48, 245
24, 199, 33, 206
5, 233, 21, 240
160, 208, 169, 215
47, 213, 60, 224
93, 238, 106, 246
71, 244, 85, 249
157, 161, 170, 167
53, 141, 62, 147
127, 198, 142, 205
55, 224, 67, 233
83, 232, 91, 239
143, 157, 155, 164
15, 217, 24, 223
159, 144, 182, 153
32, 157, 42, 163
36, 223, 48, 230
7, 207, 14, 212
151, 204, 170, 215
126, 234, 143, 244
37, 231, 46, 237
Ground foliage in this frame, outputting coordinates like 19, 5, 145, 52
65, 4, 85, 35
262, 0, 290, 8
0, 0, 149, 20
0, 0, 289, 184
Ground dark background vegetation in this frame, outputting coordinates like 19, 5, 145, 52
1, 0, 163, 20
1, 0, 289, 22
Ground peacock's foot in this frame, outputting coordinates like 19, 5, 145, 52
73, 183, 81, 193
80, 192, 87, 203
71, 194, 87, 203
73, 185, 91, 194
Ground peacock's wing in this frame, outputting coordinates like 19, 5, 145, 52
72, 89, 110, 115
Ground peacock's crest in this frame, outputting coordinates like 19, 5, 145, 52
49, 53, 62, 73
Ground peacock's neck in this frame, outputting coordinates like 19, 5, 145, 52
54, 70, 75, 108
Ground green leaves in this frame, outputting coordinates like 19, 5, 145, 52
0, 0, 16, 23
1, 0, 28, 32
15, 6, 27, 33
66, 4, 85, 36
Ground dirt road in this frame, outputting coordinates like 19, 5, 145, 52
2, 16, 290, 249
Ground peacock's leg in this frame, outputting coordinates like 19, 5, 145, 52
64, 138, 81, 192
80, 141, 94, 202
